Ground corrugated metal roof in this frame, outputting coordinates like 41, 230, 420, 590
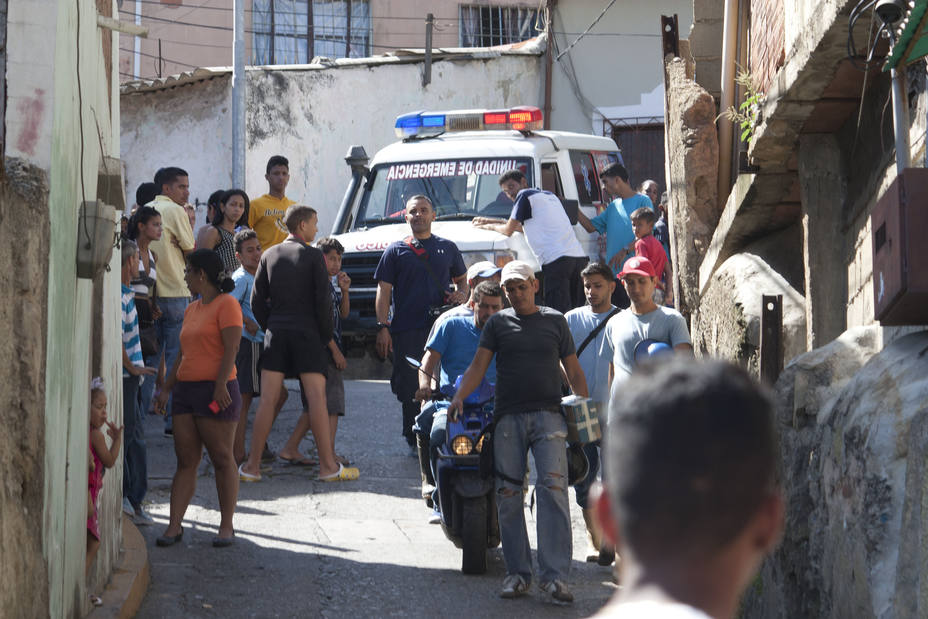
120, 36, 545, 96
885, 0, 928, 70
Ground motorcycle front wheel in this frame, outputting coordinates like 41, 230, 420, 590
460, 495, 488, 574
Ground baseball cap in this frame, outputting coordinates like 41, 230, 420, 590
618, 256, 656, 279
466, 260, 502, 282
500, 260, 534, 284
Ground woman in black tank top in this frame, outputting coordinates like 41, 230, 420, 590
196, 189, 249, 274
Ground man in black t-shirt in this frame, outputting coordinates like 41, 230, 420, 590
450, 260, 588, 604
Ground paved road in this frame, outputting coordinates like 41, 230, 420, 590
135, 379, 616, 618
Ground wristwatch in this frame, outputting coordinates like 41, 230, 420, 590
376, 322, 390, 331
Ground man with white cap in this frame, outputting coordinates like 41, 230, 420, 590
604, 255, 691, 411
450, 260, 588, 603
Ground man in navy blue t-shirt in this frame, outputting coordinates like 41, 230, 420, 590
374, 195, 468, 451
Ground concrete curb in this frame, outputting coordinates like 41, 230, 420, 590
89, 514, 150, 619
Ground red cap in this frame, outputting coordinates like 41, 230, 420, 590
618, 256, 656, 279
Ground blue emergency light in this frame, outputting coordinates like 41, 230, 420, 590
394, 107, 543, 139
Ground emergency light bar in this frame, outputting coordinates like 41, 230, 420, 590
394, 106, 544, 138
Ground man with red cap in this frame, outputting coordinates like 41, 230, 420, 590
604, 255, 692, 413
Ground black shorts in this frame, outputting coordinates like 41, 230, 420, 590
172, 380, 241, 422
235, 337, 263, 396
262, 328, 327, 376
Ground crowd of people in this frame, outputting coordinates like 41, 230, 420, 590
87, 154, 783, 617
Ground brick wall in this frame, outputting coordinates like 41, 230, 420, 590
750, 0, 785, 95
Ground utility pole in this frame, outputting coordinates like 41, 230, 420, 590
232, 0, 246, 188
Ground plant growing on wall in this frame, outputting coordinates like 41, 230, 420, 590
720, 69, 765, 144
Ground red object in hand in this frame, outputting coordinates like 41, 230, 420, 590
208, 400, 220, 414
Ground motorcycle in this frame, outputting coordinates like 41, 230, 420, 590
407, 358, 500, 574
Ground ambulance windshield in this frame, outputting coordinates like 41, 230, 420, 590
355, 157, 533, 228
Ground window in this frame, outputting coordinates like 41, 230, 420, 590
459, 5, 540, 47
252, 0, 371, 65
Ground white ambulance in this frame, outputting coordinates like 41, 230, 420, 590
331, 105, 622, 350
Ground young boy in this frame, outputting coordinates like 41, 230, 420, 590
317, 236, 351, 465
595, 360, 784, 618
120, 239, 156, 525
249, 155, 297, 250
230, 229, 288, 465
630, 207, 673, 306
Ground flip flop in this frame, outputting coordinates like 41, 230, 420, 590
278, 455, 318, 466
238, 463, 261, 482
318, 462, 360, 482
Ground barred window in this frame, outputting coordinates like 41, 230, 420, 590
252, 0, 371, 65
459, 5, 540, 47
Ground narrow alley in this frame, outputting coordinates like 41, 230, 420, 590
134, 379, 616, 618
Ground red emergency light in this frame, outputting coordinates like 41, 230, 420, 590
396, 106, 544, 138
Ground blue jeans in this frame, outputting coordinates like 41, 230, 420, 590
122, 375, 148, 508
156, 297, 188, 429
494, 410, 572, 583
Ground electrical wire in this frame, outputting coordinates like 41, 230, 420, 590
119, 46, 200, 69
555, 0, 617, 61
847, 0, 883, 70
121, 2, 457, 21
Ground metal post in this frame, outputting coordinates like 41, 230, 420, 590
760, 294, 783, 385
345, 0, 352, 57
269, 0, 275, 64
307, 0, 314, 60
232, 0, 246, 188
423, 13, 433, 87
891, 66, 910, 175
543, 0, 557, 129
158, 38, 163, 77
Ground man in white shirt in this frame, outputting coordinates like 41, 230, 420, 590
472, 169, 588, 313
592, 360, 784, 618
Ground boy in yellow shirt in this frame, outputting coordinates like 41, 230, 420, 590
248, 155, 296, 249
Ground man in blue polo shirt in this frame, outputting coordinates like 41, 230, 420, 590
374, 195, 468, 452
577, 163, 653, 309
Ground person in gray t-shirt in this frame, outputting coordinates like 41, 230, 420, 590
604, 256, 692, 412
450, 260, 587, 603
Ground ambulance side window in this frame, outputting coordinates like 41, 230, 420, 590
569, 150, 602, 206
541, 163, 564, 198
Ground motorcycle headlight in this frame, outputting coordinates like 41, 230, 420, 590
451, 435, 474, 455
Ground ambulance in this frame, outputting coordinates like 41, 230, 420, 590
330, 105, 622, 351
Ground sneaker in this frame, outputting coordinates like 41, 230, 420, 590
133, 507, 155, 526
499, 574, 529, 599
427, 507, 442, 525
421, 480, 436, 500
122, 498, 135, 517
539, 580, 573, 603
163, 427, 173, 437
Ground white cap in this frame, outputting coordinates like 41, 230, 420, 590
500, 260, 535, 284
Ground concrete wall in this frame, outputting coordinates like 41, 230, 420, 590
120, 53, 543, 236
550, 0, 693, 134
3, 0, 124, 617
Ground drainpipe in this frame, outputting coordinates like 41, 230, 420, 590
718, 0, 739, 204
891, 66, 910, 174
